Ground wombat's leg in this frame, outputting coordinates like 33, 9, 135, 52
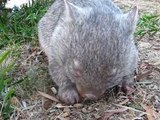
119, 73, 136, 95
49, 62, 80, 105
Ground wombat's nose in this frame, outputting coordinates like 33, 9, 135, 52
84, 94, 97, 100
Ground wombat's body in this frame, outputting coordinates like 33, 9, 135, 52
38, 0, 138, 104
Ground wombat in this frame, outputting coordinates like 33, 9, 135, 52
38, 0, 139, 105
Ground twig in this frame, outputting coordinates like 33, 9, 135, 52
38, 91, 59, 102
113, 104, 149, 115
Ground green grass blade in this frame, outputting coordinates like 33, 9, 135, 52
0, 50, 10, 65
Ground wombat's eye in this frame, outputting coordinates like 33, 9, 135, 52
72, 59, 83, 77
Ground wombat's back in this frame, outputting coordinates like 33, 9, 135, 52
38, 0, 122, 57
38, 0, 63, 57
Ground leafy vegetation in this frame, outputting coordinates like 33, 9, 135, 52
136, 13, 160, 38
0, 50, 15, 120
0, 0, 52, 119
0, 0, 52, 48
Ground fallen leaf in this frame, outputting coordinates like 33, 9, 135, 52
153, 60, 160, 66
141, 104, 154, 120
82, 108, 88, 113
51, 87, 57, 95
11, 96, 19, 106
43, 99, 53, 110
102, 108, 127, 120
63, 107, 71, 112
119, 99, 129, 105
21, 101, 27, 108
135, 70, 152, 81
154, 111, 160, 119
93, 114, 101, 119
114, 104, 148, 114
153, 47, 160, 50
55, 104, 74, 108
139, 63, 149, 70
38, 91, 59, 102
73, 103, 83, 108
57, 116, 69, 120
62, 112, 70, 117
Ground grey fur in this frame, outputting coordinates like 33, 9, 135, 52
38, 0, 139, 104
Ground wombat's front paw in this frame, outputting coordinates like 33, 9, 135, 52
121, 82, 136, 95
58, 86, 80, 105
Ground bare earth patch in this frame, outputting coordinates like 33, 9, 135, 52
10, 0, 160, 120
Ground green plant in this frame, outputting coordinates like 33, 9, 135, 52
135, 13, 160, 38
0, 0, 53, 119
0, 0, 52, 48
0, 50, 15, 120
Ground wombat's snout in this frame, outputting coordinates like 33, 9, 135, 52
76, 84, 102, 100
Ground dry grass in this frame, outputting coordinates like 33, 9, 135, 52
114, 0, 160, 13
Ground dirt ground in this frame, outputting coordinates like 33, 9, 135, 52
10, 0, 160, 120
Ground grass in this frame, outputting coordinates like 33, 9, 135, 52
0, 50, 15, 120
0, 0, 52, 119
0, 0, 52, 48
135, 13, 160, 38
0, 0, 159, 119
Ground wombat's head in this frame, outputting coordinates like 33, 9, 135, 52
61, 1, 139, 100
68, 58, 121, 100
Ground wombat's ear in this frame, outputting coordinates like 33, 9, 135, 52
63, 0, 72, 22
63, 0, 92, 23
125, 6, 139, 33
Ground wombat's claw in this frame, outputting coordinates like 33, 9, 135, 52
58, 87, 80, 105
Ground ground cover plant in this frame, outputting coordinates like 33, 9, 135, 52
0, 50, 15, 119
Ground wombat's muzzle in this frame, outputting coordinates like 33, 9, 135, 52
76, 84, 103, 100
